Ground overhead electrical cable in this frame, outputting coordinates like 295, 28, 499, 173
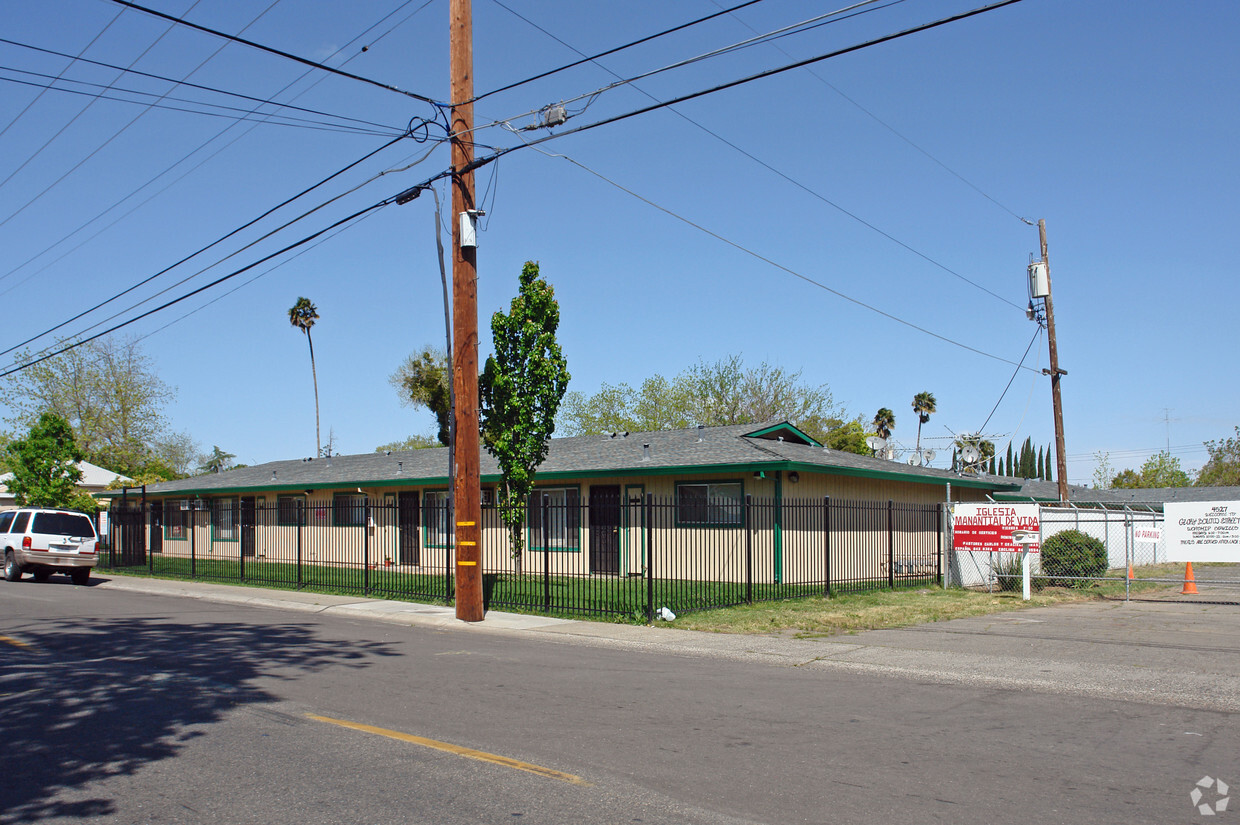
0, 37, 407, 134
491, 0, 1022, 311
0, 0, 287, 232
0, 198, 397, 379
107, 0, 444, 105
0, 135, 411, 357
0, 0, 445, 292
0, 72, 402, 136
0, 0, 197, 198
472, 0, 772, 104
976, 325, 1042, 434
0, 7, 125, 142
469, 0, 1028, 174
711, 0, 1032, 225
528, 145, 1037, 372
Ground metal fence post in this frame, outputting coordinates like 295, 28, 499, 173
143, 485, 151, 573
936, 503, 944, 587
887, 499, 895, 589
296, 498, 304, 590
744, 495, 753, 605
542, 494, 551, 614
363, 496, 371, 596
190, 506, 196, 579
645, 493, 654, 624
824, 496, 832, 597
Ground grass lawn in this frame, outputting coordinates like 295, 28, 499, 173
665, 576, 1178, 637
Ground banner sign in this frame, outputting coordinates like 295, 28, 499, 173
952, 503, 1040, 553
1165, 501, 1240, 563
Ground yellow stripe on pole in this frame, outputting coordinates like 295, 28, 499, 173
307, 714, 590, 786
457, 560, 477, 566
457, 521, 476, 527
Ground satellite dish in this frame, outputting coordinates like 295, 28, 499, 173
907, 453, 922, 466
865, 436, 887, 451
962, 445, 981, 464
922, 449, 936, 463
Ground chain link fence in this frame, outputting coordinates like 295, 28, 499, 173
950, 502, 1240, 602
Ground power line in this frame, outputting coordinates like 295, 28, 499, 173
528, 144, 1037, 372
108, 0, 445, 106
487, 0, 1024, 311
0, 37, 406, 134
0, 71, 403, 136
0, 8, 125, 142
710, 0, 1033, 226
976, 325, 1041, 434
0, 0, 445, 294
0, 135, 412, 358
0, 0, 287, 232
472, 0, 772, 104
0, 197, 399, 379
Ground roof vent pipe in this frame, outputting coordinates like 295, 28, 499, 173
397, 461, 403, 475
696, 424, 704, 442
642, 444, 651, 462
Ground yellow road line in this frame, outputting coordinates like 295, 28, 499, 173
0, 634, 31, 649
307, 714, 591, 787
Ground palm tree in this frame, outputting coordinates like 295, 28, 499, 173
288, 297, 321, 458
911, 391, 936, 454
872, 407, 895, 440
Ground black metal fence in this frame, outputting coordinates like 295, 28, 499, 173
102, 494, 943, 620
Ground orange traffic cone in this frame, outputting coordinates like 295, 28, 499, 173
1181, 562, 1199, 595
1127, 564, 1134, 581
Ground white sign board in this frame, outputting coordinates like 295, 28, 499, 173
1133, 525, 1162, 543
952, 503, 1041, 552
1165, 501, 1240, 563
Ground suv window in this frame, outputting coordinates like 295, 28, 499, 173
12, 512, 30, 533
0, 511, 13, 533
31, 512, 96, 538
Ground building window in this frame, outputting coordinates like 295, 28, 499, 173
333, 493, 366, 527
164, 500, 190, 540
422, 491, 451, 547
277, 495, 304, 526
676, 481, 743, 526
527, 487, 580, 550
212, 498, 239, 541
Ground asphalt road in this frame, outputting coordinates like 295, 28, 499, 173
1, 575, 1237, 824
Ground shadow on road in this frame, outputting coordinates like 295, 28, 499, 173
0, 610, 395, 823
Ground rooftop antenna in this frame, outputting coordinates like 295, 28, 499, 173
865, 435, 887, 457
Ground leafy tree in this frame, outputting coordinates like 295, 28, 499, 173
375, 434, 440, 452
872, 408, 895, 440
287, 297, 322, 458
198, 445, 237, 475
480, 262, 570, 565
1, 335, 193, 478
911, 391, 936, 454
555, 355, 853, 448
1197, 426, 1240, 487
821, 419, 870, 454
1092, 451, 1114, 489
1111, 451, 1192, 488
390, 347, 453, 446
5, 412, 95, 511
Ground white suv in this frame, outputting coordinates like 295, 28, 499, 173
1, 508, 99, 586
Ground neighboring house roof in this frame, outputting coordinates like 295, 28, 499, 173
0, 460, 132, 503
113, 421, 1021, 498
994, 478, 1240, 507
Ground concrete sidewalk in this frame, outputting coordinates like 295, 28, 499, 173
93, 572, 1240, 713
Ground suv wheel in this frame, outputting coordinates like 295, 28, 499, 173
3, 551, 21, 582
70, 568, 90, 586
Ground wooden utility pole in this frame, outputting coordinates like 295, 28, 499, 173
1039, 219, 1069, 503
450, 0, 483, 621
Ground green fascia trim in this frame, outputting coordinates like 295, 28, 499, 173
111, 458, 1017, 500
742, 422, 821, 447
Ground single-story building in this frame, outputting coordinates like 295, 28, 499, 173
0, 460, 131, 510
103, 421, 1021, 585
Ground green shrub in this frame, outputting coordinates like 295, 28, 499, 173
1039, 529, 1108, 587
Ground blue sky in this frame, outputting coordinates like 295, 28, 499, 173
0, 0, 1236, 485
